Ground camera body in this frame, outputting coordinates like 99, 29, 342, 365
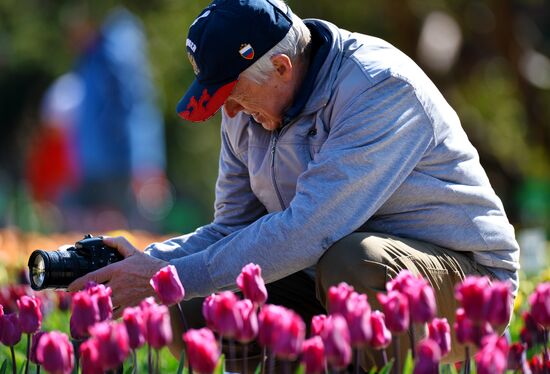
28, 234, 123, 290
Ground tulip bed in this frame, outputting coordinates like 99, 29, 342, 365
0, 261, 549, 374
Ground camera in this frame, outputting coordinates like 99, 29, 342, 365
28, 234, 123, 291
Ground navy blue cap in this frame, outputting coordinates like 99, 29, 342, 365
177, 0, 293, 122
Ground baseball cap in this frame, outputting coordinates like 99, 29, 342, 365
176, 0, 293, 122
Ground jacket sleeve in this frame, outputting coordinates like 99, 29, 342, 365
168, 77, 437, 299
145, 119, 267, 260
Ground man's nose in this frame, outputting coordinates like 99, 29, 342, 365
224, 99, 244, 118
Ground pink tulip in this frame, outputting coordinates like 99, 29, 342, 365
327, 282, 354, 316
475, 334, 509, 374
427, 318, 451, 357
413, 339, 441, 374
145, 303, 173, 349
29, 331, 45, 364
529, 282, 550, 328
345, 292, 372, 347
483, 281, 512, 327
321, 315, 352, 370
377, 290, 410, 332
369, 310, 392, 350
150, 265, 185, 306
386, 270, 416, 293
202, 291, 242, 338
272, 309, 305, 360
507, 342, 525, 371
311, 314, 327, 336
234, 299, 258, 343
70, 290, 99, 339
258, 304, 288, 348
0, 304, 3, 316
80, 338, 102, 374
123, 306, 146, 349
407, 277, 437, 323
454, 308, 493, 347
86, 282, 113, 321
183, 328, 220, 374
56, 291, 72, 311
520, 311, 545, 348
0, 313, 22, 346
455, 276, 490, 322
89, 321, 130, 371
236, 263, 268, 307
36, 331, 74, 374
17, 295, 42, 334
301, 336, 325, 374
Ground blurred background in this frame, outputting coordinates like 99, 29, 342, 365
0, 0, 548, 272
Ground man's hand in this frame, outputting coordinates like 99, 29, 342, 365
67, 236, 169, 319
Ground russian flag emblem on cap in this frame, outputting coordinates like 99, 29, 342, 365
239, 43, 255, 60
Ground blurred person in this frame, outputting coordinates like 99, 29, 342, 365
69, 0, 520, 369
52, 7, 168, 232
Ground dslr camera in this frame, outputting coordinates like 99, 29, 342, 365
28, 234, 123, 291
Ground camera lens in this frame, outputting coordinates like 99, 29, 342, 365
28, 250, 50, 290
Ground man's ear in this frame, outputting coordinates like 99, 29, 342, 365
271, 54, 293, 82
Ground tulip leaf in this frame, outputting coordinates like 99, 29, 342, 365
176, 350, 185, 374
441, 363, 459, 374
402, 350, 413, 374
214, 354, 225, 374
254, 362, 262, 374
0, 359, 7, 374
294, 363, 305, 374
368, 367, 377, 374
378, 358, 394, 374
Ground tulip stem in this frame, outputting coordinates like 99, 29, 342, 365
176, 303, 189, 332
243, 343, 248, 374
543, 329, 549, 371
464, 346, 470, 374
72, 340, 81, 374
268, 350, 275, 374
393, 335, 400, 374
260, 346, 267, 374
283, 361, 291, 374
132, 349, 138, 374
354, 348, 360, 374
25, 334, 31, 374
409, 326, 416, 359
148, 345, 152, 374
382, 348, 388, 366
155, 349, 160, 374
35, 365, 40, 374
10, 345, 16, 374
229, 339, 236, 365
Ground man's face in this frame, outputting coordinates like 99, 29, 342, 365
223, 55, 296, 131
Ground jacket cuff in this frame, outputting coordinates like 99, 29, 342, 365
169, 251, 215, 300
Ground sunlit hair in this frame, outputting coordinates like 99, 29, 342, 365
240, 0, 311, 83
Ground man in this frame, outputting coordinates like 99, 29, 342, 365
69, 0, 519, 368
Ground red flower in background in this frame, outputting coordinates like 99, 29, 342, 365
36, 331, 74, 374
183, 328, 220, 374
301, 336, 325, 374
321, 314, 352, 370
150, 265, 185, 306
236, 263, 268, 308
17, 295, 42, 334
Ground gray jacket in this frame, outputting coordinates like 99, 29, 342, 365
146, 20, 520, 299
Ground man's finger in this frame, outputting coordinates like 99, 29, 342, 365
102, 236, 137, 258
67, 266, 113, 292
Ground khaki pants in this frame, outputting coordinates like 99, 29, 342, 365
171, 232, 507, 372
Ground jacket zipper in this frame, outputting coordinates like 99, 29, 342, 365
270, 130, 286, 210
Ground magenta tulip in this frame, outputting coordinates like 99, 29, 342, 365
455, 276, 490, 322
311, 314, 327, 336
407, 277, 437, 323
236, 263, 268, 307
345, 292, 372, 346
234, 299, 258, 343
183, 328, 220, 374
321, 315, 352, 369
454, 308, 493, 347
427, 318, 451, 357
507, 342, 525, 371
0, 313, 22, 346
145, 303, 172, 349
17, 295, 42, 334
36, 331, 74, 374
377, 290, 410, 332
80, 338, 102, 374
0, 304, 3, 317
89, 321, 130, 371
327, 282, 354, 316
386, 270, 416, 293
86, 283, 113, 321
150, 265, 185, 306
202, 291, 242, 338
272, 309, 305, 360
520, 311, 545, 348
70, 290, 99, 339
413, 338, 441, 374
369, 311, 392, 350
56, 291, 72, 311
529, 282, 550, 328
475, 334, 509, 374
258, 304, 288, 348
123, 306, 146, 349
483, 281, 512, 327
301, 336, 325, 374
29, 331, 45, 364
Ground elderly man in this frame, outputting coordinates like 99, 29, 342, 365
69, 0, 519, 369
